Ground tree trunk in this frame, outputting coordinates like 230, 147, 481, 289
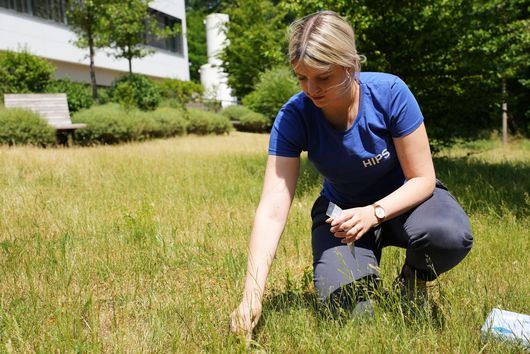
126, 46, 133, 74
502, 76, 508, 145
88, 31, 98, 100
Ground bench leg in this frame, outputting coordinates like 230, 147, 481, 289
56, 130, 76, 146
56, 131, 68, 146
71, 130, 77, 145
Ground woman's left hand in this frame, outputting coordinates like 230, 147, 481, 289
326, 205, 378, 244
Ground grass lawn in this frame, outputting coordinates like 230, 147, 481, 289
0, 132, 528, 352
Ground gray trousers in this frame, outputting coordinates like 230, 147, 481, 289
311, 182, 473, 302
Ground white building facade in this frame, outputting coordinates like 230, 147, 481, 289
0, 0, 189, 86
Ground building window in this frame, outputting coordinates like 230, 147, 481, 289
146, 9, 183, 55
1, 1, 184, 56
0, 0, 67, 23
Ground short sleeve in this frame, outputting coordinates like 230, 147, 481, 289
389, 77, 424, 137
268, 105, 306, 157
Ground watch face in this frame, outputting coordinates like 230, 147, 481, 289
375, 206, 385, 219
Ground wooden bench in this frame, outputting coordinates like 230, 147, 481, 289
4, 93, 87, 144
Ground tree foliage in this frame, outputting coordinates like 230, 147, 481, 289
222, 0, 529, 142
186, 9, 208, 82
242, 66, 299, 123
464, 0, 530, 135
66, 0, 108, 99
0, 49, 55, 97
157, 78, 204, 109
102, 0, 180, 74
109, 74, 161, 111
221, 0, 288, 98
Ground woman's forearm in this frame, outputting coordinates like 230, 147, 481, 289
378, 123, 436, 220
239, 156, 300, 303
242, 199, 290, 301
375, 175, 435, 221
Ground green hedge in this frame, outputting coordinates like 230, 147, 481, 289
149, 108, 188, 138
73, 104, 137, 145
187, 109, 232, 135
221, 105, 270, 133
72, 104, 226, 145
0, 108, 55, 146
220, 104, 253, 121
238, 111, 270, 133
0, 104, 230, 147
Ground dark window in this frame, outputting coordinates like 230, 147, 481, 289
32, 0, 66, 23
1, 1, 184, 55
0, 0, 31, 13
146, 9, 183, 55
0, 0, 66, 23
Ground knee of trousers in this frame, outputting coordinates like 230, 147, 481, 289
405, 217, 473, 276
313, 246, 379, 302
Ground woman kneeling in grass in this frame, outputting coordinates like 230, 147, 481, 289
230, 10, 473, 336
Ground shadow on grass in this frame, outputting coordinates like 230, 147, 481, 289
254, 290, 320, 336
256, 286, 446, 337
434, 157, 530, 218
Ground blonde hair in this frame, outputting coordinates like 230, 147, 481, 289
288, 11, 363, 74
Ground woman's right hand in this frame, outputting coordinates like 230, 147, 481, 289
229, 156, 299, 339
229, 297, 262, 338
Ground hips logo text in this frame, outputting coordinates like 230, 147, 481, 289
362, 149, 390, 167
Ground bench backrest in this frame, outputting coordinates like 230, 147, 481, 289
4, 93, 71, 128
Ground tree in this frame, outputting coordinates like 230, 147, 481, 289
242, 66, 299, 122
466, 0, 530, 143
279, 0, 527, 143
66, 0, 109, 99
186, 9, 208, 82
219, 0, 528, 142
185, 0, 224, 11
221, 0, 288, 98
105, 0, 180, 74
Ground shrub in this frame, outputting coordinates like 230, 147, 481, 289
238, 111, 270, 133
150, 108, 188, 137
46, 78, 93, 113
113, 82, 136, 112
0, 108, 55, 146
72, 104, 138, 145
157, 78, 204, 108
128, 110, 183, 141
72, 104, 190, 145
187, 109, 232, 135
220, 104, 253, 121
241, 66, 299, 123
0, 49, 55, 98
97, 87, 111, 105
109, 74, 161, 111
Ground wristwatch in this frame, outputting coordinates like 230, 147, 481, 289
373, 204, 386, 223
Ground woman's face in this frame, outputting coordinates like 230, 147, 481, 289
293, 61, 352, 108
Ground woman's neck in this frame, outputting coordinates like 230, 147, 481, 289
322, 81, 360, 131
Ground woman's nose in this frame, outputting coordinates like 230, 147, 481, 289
307, 80, 322, 95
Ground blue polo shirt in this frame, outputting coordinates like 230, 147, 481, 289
268, 72, 424, 207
